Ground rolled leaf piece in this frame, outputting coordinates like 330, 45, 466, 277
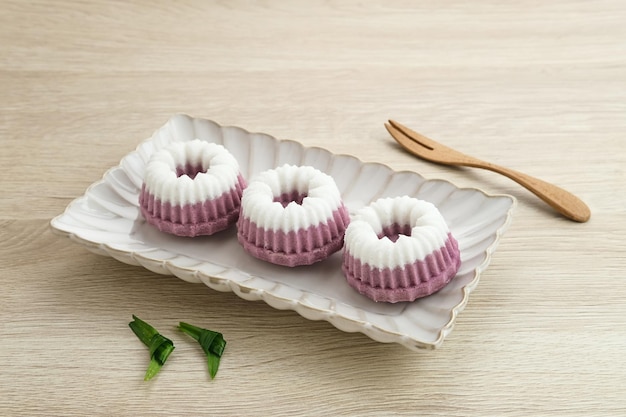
129, 315, 175, 381
178, 321, 226, 379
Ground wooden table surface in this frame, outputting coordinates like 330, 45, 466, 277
2, 1, 625, 416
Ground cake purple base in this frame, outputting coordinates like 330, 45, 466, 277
343, 233, 461, 303
139, 174, 246, 237
237, 206, 350, 267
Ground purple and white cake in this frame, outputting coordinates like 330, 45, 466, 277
342, 196, 461, 303
139, 139, 246, 237
236, 164, 350, 267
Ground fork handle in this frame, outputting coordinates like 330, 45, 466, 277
466, 160, 591, 222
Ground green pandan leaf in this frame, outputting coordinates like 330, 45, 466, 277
178, 321, 226, 380
207, 352, 221, 379
129, 315, 174, 381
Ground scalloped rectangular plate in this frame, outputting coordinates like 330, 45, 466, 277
51, 114, 515, 350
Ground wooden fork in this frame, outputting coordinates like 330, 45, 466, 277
385, 120, 591, 223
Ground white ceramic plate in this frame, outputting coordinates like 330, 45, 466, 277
51, 114, 515, 351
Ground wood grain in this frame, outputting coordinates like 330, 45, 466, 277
1, 1, 625, 416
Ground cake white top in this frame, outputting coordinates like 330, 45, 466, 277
344, 196, 452, 269
240, 164, 343, 232
143, 139, 242, 205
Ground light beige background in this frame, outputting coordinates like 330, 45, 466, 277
1, 1, 624, 416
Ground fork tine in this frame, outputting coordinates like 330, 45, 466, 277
385, 121, 434, 151
388, 120, 436, 150
385, 122, 433, 156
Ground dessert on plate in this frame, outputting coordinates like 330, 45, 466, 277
342, 196, 461, 303
237, 164, 350, 267
139, 139, 246, 237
